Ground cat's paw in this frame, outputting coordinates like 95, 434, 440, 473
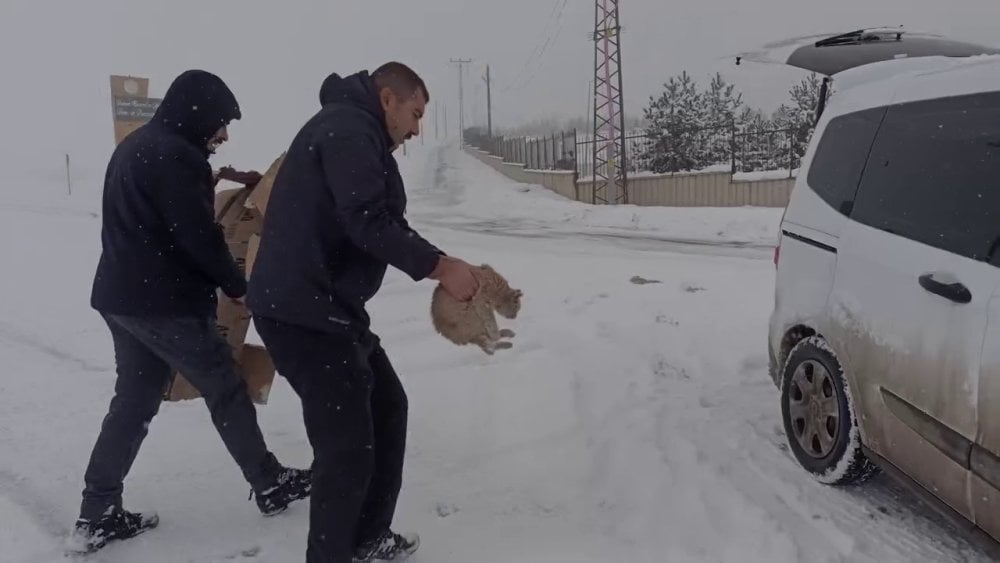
499, 329, 516, 339
495, 341, 514, 350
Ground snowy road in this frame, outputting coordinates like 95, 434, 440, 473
0, 143, 994, 562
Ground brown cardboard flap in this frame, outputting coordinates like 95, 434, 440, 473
247, 153, 286, 216
228, 242, 250, 276
215, 187, 248, 216
246, 234, 261, 276
166, 344, 276, 405
241, 344, 276, 405
222, 206, 263, 243
215, 298, 252, 357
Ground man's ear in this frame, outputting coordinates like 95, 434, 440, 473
379, 87, 395, 109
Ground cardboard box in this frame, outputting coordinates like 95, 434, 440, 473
241, 344, 276, 404
166, 343, 275, 404
247, 153, 286, 217
164, 168, 280, 406
245, 234, 261, 276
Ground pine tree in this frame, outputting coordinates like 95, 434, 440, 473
701, 73, 745, 168
734, 108, 774, 172
772, 73, 826, 171
641, 71, 709, 173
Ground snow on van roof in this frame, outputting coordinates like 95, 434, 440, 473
825, 54, 1000, 115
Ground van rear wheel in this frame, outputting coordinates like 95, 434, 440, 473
780, 336, 879, 485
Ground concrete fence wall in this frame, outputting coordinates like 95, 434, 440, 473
466, 147, 793, 208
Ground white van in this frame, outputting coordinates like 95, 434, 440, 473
764, 29, 1000, 546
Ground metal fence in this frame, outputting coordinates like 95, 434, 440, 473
466, 130, 579, 172
466, 122, 806, 180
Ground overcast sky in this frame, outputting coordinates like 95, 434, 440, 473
1, 0, 997, 191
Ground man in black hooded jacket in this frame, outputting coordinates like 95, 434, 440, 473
67, 70, 311, 555
248, 63, 479, 562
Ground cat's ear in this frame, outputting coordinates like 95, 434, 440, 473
514, 289, 523, 298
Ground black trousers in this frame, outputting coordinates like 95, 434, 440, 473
79, 313, 279, 521
254, 316, 408, 563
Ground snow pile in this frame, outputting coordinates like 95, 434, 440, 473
410, 146, 784, 248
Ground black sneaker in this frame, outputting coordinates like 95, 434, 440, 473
353, 530, 420, 562
251, 466, 312, 516
65, 508, 159, 554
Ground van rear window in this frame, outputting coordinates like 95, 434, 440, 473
806, 107, 885, 216
851, 91, 1000, 263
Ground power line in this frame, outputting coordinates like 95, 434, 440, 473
500, 0, 569, 93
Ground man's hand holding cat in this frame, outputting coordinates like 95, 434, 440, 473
429, 256, 479, 302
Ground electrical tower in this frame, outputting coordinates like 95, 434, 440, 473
592, 0, 627, 204
450, 58, 472, 147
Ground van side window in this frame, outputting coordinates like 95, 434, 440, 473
806, 107, 885, 216
851, 92, 1000, 263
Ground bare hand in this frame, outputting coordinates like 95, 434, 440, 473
216, 167, 263, 187
430, 256, 479, 301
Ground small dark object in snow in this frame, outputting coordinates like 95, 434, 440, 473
435, 502, 460, 518
630, 275, 662, 285
683, 284, 706, 293
655, 314, 679, 326
812, 514, 822, 520
877, 506, 889, 515
518, 187, 531, 193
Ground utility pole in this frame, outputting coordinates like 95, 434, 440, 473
483, 64, 493, 138
592, 0, 628, 204
450, 58, 472, 147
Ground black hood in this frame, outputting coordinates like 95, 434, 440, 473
319, 71, 388, 122
152, 69, 241, 150
318, 70, 393, 146
319, 72, 342, 106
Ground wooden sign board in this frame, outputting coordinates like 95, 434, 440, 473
110, 75, 162, 144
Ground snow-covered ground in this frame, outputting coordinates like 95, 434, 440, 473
0, 141, 993, 562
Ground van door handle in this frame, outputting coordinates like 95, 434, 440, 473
918, 273, 972, 304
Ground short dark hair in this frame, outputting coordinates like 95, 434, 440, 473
372, 62, 429, 102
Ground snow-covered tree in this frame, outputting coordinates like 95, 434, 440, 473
771, 73, 826, 171
640, 72, 712, 173
701, 73, 745, 167
734, 108, 775, 172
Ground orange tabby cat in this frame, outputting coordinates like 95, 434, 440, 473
431, 264, 522, 355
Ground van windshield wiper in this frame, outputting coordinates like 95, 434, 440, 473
816, 28, 905, 47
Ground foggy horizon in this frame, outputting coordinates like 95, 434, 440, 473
1, 0, 997, 189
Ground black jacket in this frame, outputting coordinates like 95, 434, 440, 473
247, 71, 442, 332
91, 69, 247, 317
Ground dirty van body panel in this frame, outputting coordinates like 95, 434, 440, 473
769, 102, 887, 382
827, 90, 1000, 522
826, 224, 991, 522
973, 290, 1000, 538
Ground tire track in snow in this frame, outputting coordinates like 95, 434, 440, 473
0, 469, 89, 563
0, 321, 109, 373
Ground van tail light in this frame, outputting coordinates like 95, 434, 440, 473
774, 239, 781, 267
